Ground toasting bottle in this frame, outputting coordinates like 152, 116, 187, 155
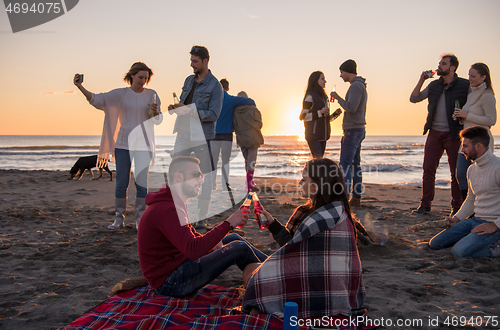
252, 192, 268, 229
330, 84, 336, 103
238, 194, 253, 228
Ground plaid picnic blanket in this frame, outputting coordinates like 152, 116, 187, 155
63, 284, 374, 330
242, 201, 366, 319
63, 285, 284, 330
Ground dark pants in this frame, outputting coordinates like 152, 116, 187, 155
421, 129, 462, 208
307, 140, 327, 159
155, 234, 267, 298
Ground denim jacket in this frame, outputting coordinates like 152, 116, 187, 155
174, 70, 223, 141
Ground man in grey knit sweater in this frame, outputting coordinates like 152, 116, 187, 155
429, 126, 500, 257
330, 59, 367, 207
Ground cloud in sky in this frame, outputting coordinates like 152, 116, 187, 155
41, 91, 75, 95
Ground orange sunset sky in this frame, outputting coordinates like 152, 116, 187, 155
1, 0, 500, 137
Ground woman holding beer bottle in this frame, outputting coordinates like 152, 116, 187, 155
453, 63, 496, 204
242, 158, 365, 318
299, 71, 341, 159
74, 62, 163, 230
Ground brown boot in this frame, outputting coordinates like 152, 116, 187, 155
349, 196, 361, 207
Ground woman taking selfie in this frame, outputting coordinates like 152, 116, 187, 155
74, 62, 163, 230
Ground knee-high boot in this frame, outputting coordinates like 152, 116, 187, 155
135, 197, 146, 230
108, 198, 127, 230
246, 170, 259, 192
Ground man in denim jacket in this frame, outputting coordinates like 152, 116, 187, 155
168, 45, 223, 228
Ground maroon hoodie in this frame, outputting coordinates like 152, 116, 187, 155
137, 186, 232, 289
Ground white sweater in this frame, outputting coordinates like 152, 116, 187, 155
462, 82, 496, 151
91, 87, 162, 150
455, 149, 500, 228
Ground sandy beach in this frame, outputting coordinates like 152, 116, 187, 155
1, 169, 499, 330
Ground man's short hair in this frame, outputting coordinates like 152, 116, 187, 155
168, 156, 200, 183
460, 126, 490, 149
441, 53, 459, 72
190, 45, 210, 61
220, 78, 229, 91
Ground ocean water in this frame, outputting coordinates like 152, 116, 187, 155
1, 135, 497, 188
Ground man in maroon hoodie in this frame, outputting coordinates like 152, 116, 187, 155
138, 156, 267, 297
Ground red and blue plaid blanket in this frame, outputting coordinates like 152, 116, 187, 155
242, 201, 365, 319
63, 284, 374, 329
63, 285, 283, 330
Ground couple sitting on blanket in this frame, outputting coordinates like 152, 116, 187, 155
137, 156, 365, 318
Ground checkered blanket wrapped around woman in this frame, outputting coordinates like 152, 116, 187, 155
242, 201, 365, 318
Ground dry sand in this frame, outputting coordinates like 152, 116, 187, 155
0, 170, 499, 330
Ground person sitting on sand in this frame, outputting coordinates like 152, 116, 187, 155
242, 158, 365, 318
137, 156, 267, 297
429, 126, 500, 258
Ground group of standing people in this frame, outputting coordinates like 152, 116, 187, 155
74, 45, 264, 231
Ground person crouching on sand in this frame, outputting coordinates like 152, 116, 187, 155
242, 158, 365, 318
137, 156, 267, 297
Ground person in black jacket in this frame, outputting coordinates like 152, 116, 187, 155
300, 71, 341, 159
261, 158, 356, 246
410, 54, 470, 215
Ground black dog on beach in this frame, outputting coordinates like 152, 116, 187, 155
69, 155, 113, 181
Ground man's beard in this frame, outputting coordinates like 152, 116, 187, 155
437, 68, 450, 76
465, 151, 478, 161
182, 181, 200, 198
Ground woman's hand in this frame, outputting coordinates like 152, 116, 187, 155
453, 108, 468, 120
319, 107, 329, 116
261, 209, 274, 225
148, 103, 159, 117
73, 73, 91, 101
73, 74, 82, 86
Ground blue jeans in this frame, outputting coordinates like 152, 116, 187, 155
429, 217, 500, 258
339, 128, 365, 198
155, 234, 267, 298
211, 133, 233, 188
456, 152, 471, 191
114, 148, 151, 199
306, 140, 327, 159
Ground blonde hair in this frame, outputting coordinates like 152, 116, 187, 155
123, 62, 153, 85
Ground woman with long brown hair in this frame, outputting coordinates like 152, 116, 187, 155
243, 158, 365, 318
